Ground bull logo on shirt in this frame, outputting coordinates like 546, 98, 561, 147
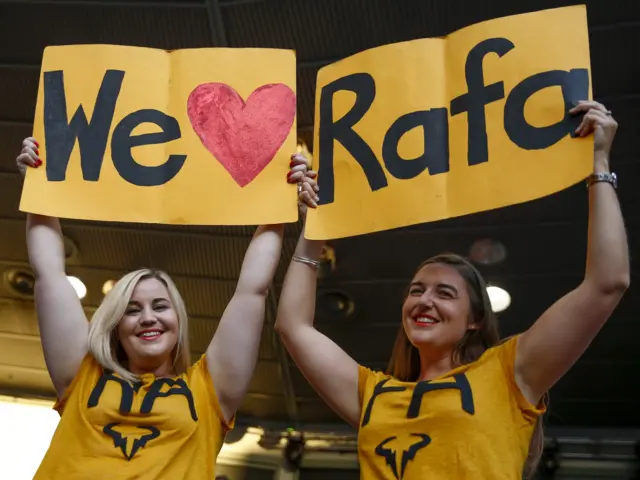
375, 433, 431, 479
364, 373, 475, 478
104, 423, 160, 460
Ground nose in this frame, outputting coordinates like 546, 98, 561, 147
139, 307, 157, 325
419, 291, 436, 308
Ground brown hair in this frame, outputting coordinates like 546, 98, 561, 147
386, 253, 544, 478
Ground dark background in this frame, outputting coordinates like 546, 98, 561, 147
0, 0, 638, 478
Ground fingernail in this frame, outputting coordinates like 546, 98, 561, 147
35, 160, 42, 167
311, 201, 318, 208
35, 149, 39, 155
34, 141, 39, 148
315, 196, 319, 202
289, 161, 295, 168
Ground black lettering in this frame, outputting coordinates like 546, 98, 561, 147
111, 109, 186, 187
318, 73, 387, 205
407, 373, 474, 418
504, 69, 590, 149
88, 372, 135, 414
450, 38, 515, 166
382, 108, 450, 179
361, 379, 407, 428
139, 378, 198, 421
43, 69, 124, 182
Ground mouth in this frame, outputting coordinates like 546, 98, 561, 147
412, 314, 440, 327
136, 329, 164, 341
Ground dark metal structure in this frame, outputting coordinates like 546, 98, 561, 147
0, 2, 638, 473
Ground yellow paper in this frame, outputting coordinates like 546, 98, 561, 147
20, 45, 298, 225
307, 6, 592, 239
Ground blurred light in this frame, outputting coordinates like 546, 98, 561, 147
67, 276, 86, 299
487, 285, 511, 312
102, 279, 116, 295
469, 238, 507, 265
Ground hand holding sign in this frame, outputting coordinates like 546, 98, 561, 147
571, 101, 618, 155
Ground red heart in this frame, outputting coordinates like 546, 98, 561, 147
187, 83, 296, 187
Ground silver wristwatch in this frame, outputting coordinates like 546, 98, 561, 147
586, 172, 617, 189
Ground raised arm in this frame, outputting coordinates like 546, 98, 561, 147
515, 102, 629, 405
206, 155, 309, 422
274, 171, 361, 428
18, 138, 89, 398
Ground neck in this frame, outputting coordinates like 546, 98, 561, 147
128, 356, 175, 378
417, 347, 455, 381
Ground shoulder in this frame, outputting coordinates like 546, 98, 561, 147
185, 354, 235, 432
54, 354, 103, 413
357, 365, 396, 404
474, 336, 546, 418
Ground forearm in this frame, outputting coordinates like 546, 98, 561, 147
235, 224, 285, 295
275, 224, 325, 333
26, 213, 66, 277
584, 153, 630, 292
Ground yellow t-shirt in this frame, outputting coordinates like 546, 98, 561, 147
357, 336, 545, 479
34, 353, 233, 480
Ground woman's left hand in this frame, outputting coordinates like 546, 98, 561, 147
570, 100, 618, 156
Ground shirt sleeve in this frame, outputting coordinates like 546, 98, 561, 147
53, 354, 102, 414
492, 335, 547, 422
187, 354, 236, 432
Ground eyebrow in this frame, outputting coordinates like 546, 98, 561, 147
409, 281, 459, 295
127, 298, 169, 306
437, 283, 459, 295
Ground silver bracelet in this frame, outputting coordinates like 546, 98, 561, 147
292, 255, 321, 269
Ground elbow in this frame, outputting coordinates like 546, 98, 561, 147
274, 316, 286, 337
586, 274, 630, 298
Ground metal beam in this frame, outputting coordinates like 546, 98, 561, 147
267, 289, 299, 423
205, 0, 228, 47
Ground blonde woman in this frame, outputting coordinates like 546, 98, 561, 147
16, 137, 312, 479
276, 101, 629, 479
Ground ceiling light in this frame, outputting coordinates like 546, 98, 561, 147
67, 276, 87, 299
5, 270, 35, 296
486, 285, 510, 312
102, 280, 116, 295
469, 238, 507, 265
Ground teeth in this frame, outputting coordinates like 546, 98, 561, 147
140, 332, 161, 338
416, 318, 437, 324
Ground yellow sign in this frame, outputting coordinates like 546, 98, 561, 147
20, 45, 298, 225
306, 6, 592, 240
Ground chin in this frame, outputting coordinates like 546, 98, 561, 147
132, 336, 176, 358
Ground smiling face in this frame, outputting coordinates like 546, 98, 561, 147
401, 263, 478, 355
116, 277, 179, 376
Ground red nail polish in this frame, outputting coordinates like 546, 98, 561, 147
35, 160, 42, 167
35, 149, 39, 155
34, 141, 39, 148
287, 172, 292, 179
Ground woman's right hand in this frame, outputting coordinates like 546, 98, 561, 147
16, 137, 41, 178
297, 166, 319, 220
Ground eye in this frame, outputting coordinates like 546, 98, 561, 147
438, 289, 454, 298
125, 308, 140, 315
154, 304, 169, 311
409, 287, 423, 295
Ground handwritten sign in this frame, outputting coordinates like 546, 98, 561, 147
20, 46, 298, 225
306, 6, 593, 240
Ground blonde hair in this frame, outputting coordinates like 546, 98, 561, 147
87, 268, 191, 383
387, 253, 545, 478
